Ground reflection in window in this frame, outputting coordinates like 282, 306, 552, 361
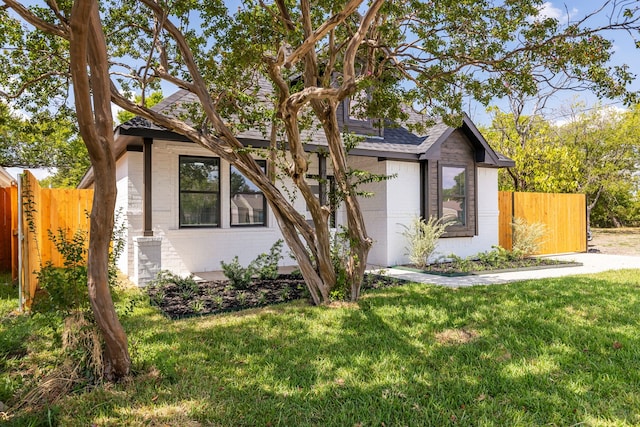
180, 156, 220, 227
441, 166, 466, 226
230, 160, 266, 226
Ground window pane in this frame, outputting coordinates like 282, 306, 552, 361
442, 167, 465, 196
442, 167, 466, 226
231, 193, 265, 225
230, 167, 260, 194
230, 162, 266, 226
180, 193, 219, 226
180, 157, 219, 192
179, 156, 220, 227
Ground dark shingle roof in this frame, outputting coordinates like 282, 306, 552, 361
116, 89, 513, 167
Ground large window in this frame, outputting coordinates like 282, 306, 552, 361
441, 166, 466, 227
179, 156, 220, 227
230, 161, 266, 226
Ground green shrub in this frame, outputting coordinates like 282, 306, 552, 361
32, 211, 127, 317
149, 270, 198, 294
512, 217, 547, 258
251, 239, 284, 280
220, 256, 255, 289
401, 216, 449, 269
32, 228, 90, 316
476, 245, 518, 267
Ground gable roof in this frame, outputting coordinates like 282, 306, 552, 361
116, 89, 513, 168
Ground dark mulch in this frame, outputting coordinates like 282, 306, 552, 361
147, 273, 405, 319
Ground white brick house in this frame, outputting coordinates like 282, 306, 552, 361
79, 91, 513, 285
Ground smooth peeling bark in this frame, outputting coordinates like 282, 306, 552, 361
69, 0, 130, 379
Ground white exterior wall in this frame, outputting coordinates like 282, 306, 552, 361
352, 160, 500, 267
114, 152, 143, 276
430, 167, 500, 260
125, 141, 304, 280
122, 141, 501, 281
349, 156, 389, 267
384, 161, 422, 267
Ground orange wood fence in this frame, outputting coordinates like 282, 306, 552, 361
499, 191, 587, 255
0, 185, 17, 273
20, 171, 93, 308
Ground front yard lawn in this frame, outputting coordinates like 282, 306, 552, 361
3, 269, 640, 426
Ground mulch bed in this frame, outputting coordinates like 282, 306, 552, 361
147, 273, 404, 319
399, 257, 581, 276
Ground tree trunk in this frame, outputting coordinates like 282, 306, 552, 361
69, 0, 130, 380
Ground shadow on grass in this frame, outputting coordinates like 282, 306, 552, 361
8, 270, 640, 426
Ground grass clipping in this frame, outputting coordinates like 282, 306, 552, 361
17, 312, 103, 411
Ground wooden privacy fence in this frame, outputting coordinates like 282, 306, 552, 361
499, 191, 587, 255
0, 184, 18, 274
20, 171, 93, 308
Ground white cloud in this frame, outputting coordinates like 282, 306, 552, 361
538, 2, 563, 19
534, 2, 578, 22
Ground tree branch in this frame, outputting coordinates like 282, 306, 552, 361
284, 0, 364, 68
4, 0, 68, 39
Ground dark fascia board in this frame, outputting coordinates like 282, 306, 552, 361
460, 113, 501, 166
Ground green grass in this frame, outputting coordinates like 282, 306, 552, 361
3, 269, 640, 426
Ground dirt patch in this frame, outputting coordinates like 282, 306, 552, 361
435, 328, 479, 345
589, 228, 640, 256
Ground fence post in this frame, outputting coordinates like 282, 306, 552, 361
17, 174, 23, 312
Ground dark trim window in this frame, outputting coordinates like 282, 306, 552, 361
440, 165, 467, 227
179, 156, 220, 227
230, 160, 267, 226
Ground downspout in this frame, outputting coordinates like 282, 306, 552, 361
17, 174, 23, 313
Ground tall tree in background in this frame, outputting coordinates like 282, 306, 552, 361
557, 104, 640, 228
2, 0, 640, 317
484, 101, 640, 228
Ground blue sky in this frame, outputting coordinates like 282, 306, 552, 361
468, 0, 640, 125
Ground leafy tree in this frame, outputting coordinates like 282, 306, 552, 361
2, 0, 640, 321
557, 103, 640, 228
484, 101, 640, 229
116, 91, 164, 124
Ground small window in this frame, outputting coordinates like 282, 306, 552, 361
441, 166, 466, 227
230, 161, 267, 226
180, 156, 220, 227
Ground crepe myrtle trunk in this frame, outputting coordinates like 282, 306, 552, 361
321, 106, 372, 301
69, 0, 131, 379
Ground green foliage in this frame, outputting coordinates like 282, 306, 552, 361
475, 245, 519, 266
512, 217, 547, 258
149, 270, 198, 293
401, 216, 449, 269
221, 240, 285, 286
220, 256, 255, 290
251, 239, 283, 280
8, 269, 640, 425
329, 227, 351, 301
484, 104, 640, 228
32, 228, 89, 316
116, 91, 164, 124
32, 211, 127, 317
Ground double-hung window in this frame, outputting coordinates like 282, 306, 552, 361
179, 156, 220, 227
230, 161, 266, 226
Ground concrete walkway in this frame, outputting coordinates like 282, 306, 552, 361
374, 253, 640, 288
